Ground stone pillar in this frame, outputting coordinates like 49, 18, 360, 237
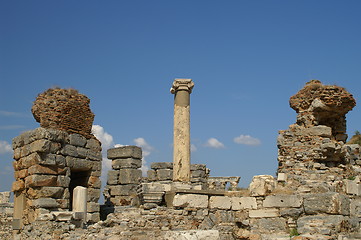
170, 79, 194, 182
73, 186, 87, 222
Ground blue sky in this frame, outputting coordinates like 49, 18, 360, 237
1, 1, 361, 192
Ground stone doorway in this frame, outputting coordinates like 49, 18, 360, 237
69, 170, 90, 211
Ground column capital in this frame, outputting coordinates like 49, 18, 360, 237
170, 79, 194, 94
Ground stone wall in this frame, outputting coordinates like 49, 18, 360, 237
12, 127, 102, 225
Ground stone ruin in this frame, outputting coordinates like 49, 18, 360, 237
11, 88, 102, 229
1, 80, 361, 240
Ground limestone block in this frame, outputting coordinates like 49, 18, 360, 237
231, 197, 257, 210
173, 194, 208, 208
73, 186, 87, 213
88, 176, 101, 189
118, 169, 142, 184
77, 147, 88, 158
87, 149, 102, 161
157, 169, 173, 181
151, 162, 173, 169
27, 187, 64, 198
142, 192, 164, 203
16, 169, 28, 179
112, 158, 142, 169
91, 161, 102, 171
345, 179, 361, 195
38, 153, 57, 166
53, 211, 73, 221
69, 134, 87, 147
86, 212, 100, 223
20, 153, 41, 168
147, 169, 157, 181
12, 180, 25, 192
61, 144, 78, 157
140, 182, 172, 193
87, 202, 100, 213
249, 208, 279, 218
297, 215, 358, 236
25, 175, 57, 187
13, 147, 21, 160
107, 170, 119, 185
250, 218, 287, 234
55, 155, 66, 167
57, 176, 71, 187
350, 199, 361, 217
87, 188, 100, 202
66, 157, 93, 171
85, 138, 102, 151
303, 125, 332, 137
249, 175, 276, 197
28, 164, 66, 175
163, 230, 220, 240
263, 194, 303, 208
30, 139, 52, 153
191, 170, 206, 179
109, 184, 138, 196
107, 146, 142, 160
209, 196, 231, 209
31, 198, 59, 208
191, 164, 206, 171
110, 196, 132, 206
277, 173, 287, 182
304, 192, 350, 215
279, 208, 303, 218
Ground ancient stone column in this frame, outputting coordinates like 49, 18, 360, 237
170, 79, 194, 182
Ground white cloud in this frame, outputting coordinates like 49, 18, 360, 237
205, 138, 225, 149
133, 137, 153, 175
191, 144, 197, 152
91, 125, 115, 150
234, 134, 261, 146
0, 140, 12, 154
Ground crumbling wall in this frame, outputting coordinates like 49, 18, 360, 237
31, 88, 94, 139
278, 80, 358, 191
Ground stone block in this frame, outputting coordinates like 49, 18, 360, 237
157, 169, 173, 181
277, 173, 287, 182
107, 170, 119, 185
87, 202, 100, 212
250, 218, 287, 234
88, 176, 101, 188
209, 196, 231, 209
39, 153, 57, 166
87, 212, 100, 223
107, 146, 142, 159
249, 175, 276, 197
350, 199, 361, 217
304, 192, 350, 215
20, 153, 42, 168
118, 169, 142, 184
263, 194, 303, 208
87, 149, 102, 161
31, 198, 59, 208
28, 164, 66, 175
279, 208, 303, 218
109, 185, 138, 196
53, 211, 73, 221
61, 144, 78, 157
112, 158, 142, 169
66, 157, 93, 171
249, 209, 279, 218
140, 182, 172, 193
85, 138, 102, 151
297, 215, 358, 236
345, 179, 361, 196
16, 169, 28, 179
30, 139, 52, 153
163, 230, 220, 240
231, 197, 257, 210
173, 194, 208, 208
151, 162, 173, 169
69, 134, 87, 147
55, 155, 66, 167
87, 188, 100, 202
191, 170, 206, 178
147, 169, 157, 181
57, 176, 71, 187
303, 125, 332, 137
25, 175, 57, 187
77, 147, 88, 158
27, 187, 64, 198
190, 164, 206, 171
12, 180, 25, 192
